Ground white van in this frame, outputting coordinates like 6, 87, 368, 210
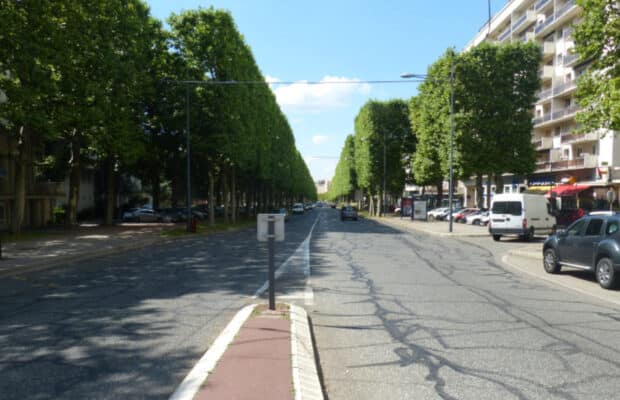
489, 193, 554, 241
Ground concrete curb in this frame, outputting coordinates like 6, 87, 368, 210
168, 304, 257, 400
508, 249, 542, 261
290, 304, 324, 400
374, 218, 490, 238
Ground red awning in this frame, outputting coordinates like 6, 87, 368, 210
546, 184, 591, 197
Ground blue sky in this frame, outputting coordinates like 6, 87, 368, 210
146, 0, 507, 181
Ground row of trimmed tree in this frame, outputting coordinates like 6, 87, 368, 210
328, 42, 541, 214
0, 2, 316, 233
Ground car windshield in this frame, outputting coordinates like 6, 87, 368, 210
492, 201, 522, 216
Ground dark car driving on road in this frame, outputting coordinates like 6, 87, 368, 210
340, 205, 358, 221
543, 213, 620, 289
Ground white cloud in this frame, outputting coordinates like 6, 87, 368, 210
312, 135, 330, 145
266, 75, 371, 114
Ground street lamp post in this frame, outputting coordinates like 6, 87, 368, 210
383, 132, 386, 217
401, 57, 455, 233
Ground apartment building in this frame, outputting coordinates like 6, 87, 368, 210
463, 0, 619, 208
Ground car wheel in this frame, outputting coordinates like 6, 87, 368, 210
473, 220, 480, 226
543, 248, 561, 274
525, 227, 535, 242
354, 217, 358, 221
429, 215, 435, 221
493, 234, 501, 241
596, 257, 618, 289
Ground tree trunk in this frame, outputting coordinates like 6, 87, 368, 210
475, 174, 484, 209
208, 170, 215, 226
231, 166, 237, 224
436, 179, 444, 207
369, 194, 375, 216
104, 158, 116, 225
67, 133, 81, 228
10, 127, 28, 234
486, 173, 493, 208
494, 173, 503, 195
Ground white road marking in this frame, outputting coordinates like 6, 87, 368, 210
168, 304, 257, 400
253, 213, 319, 302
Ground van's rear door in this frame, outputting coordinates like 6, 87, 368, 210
491, 201, 523, 231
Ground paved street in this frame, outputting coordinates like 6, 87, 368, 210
0, 212, 319, 399
3, 208, 620, 399
308, 210, 620, 400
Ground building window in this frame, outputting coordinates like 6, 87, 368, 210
576, 147, 583, 157
592, 144, 597, 154
564, 149, 570, 159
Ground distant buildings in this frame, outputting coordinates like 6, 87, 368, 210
315, 179, 330, 195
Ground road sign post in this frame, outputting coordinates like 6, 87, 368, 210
257, 214, 285, 310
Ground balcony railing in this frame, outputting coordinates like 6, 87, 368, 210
537, 87, 553, 101
551, 105, 579, 120
521, 31, 535, 42
553, 80, 576, 96
535, 14, 555, 34
512, 14, 527, 31
564, 52, 580, 66
556, 0, 576, 22
561, 131, 599, 143
535, 0, 552, 11
533, 136, 554, 150
499, 27, 511, 42
533, 113, 553, 125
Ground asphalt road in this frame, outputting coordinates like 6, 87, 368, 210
0, 211, 319, 399
308, 209, 620, 400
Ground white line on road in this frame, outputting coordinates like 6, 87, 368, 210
168, 304, 257, 400
253, 213, 320, 303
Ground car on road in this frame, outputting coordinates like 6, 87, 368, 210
543, 213, 620, 289
427, 207, 449, 221
292, 203, 304, 214
489, 193, 554, 241
122, 208, 160, 222
340, 205, 358, 221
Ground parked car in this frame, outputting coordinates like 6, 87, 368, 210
452, 208, 479, 223
340, 205, 358, 221
489, 193, 554, 241
466, 210, 490, 226
122, 208, 160, 222
160, 208, 184, 222
427, 207, 449, 221
543, 213, 620, 289
292, 203, 304, 214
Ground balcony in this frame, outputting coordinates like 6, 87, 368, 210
542, 41, 555, 61
520, 31, 535, 42
533, 136, 554, 150
536, 87, 553, 103
564, 52, 580, 66
561, 130, 599, 143
535, 14, 555, 36
512, 10, 536, 34
498, 27, 511, 42
555, 0, 578, 27
534, 105, 579, 127
553, 80, 576, 96
537, 154, 597, 172
551, 104, 579, 121
535, 0, 552, 11
538, 65, 554, 81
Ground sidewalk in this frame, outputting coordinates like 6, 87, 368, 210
169, 303, 323, 400
0, 223, 177, 278
378, 215, 491, 237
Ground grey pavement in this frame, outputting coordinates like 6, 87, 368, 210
0, 212, 321, 399
308, 211, 620, 399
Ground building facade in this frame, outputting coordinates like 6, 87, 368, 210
463, 0, 618, 208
